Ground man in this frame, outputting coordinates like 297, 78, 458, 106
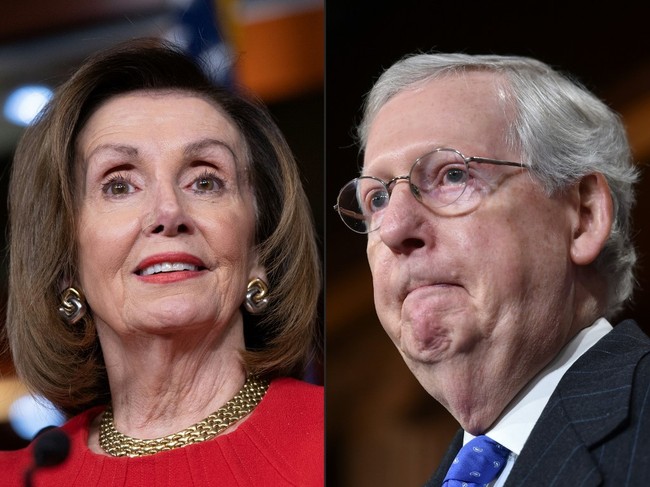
335, 53, 650, 486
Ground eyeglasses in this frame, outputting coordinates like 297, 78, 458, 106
334, 147, 528, 234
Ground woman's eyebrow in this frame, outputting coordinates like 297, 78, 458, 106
183, 138, 238, 163
85, 143, 139, 161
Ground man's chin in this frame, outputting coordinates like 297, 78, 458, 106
399, 329, 451, 365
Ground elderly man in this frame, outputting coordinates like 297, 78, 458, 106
335, 53, 650, 486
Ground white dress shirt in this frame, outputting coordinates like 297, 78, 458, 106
462, 318, 613, 486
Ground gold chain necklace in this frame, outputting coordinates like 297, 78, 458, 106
99, 375, 269, 457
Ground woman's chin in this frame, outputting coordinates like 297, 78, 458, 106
112, 301, 241, 338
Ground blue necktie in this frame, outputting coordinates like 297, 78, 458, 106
442, 435, 510, 487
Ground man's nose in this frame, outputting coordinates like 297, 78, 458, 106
377, 182, 426, 254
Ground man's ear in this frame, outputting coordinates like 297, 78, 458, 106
570, 173, 613, 266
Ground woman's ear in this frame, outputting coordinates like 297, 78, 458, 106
248, 254, 268, 285
570, 173, 613, 266
245, 255, 269, 315
58, 272, 74, 293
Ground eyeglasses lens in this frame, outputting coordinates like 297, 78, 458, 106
336, 149, 481, 234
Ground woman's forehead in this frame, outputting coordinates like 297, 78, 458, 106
75, 91, 246, 162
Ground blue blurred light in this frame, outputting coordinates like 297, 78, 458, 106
3, 85, 53, 126
8, 394, 65, 440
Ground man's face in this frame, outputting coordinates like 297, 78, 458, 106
364, 73, 584, 423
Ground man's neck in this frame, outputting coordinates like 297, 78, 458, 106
467, 318, 613, 452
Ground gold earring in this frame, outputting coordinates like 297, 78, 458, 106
58, 287, 87, 325
245, 278, 269, 314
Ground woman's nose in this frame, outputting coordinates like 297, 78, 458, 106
143, 184, 194, 236
377, 183, 426, 254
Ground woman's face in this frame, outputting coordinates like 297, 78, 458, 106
75, 91, 263, 339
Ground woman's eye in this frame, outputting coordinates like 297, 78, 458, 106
192, 174, 224, 193
102, 177, 135, 196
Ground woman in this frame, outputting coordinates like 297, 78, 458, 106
0, 39, 322, 485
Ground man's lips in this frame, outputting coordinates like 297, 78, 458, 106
400, 282, 460, 301
135, 253, 207, 277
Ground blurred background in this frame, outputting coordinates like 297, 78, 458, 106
0, 0, 323, 450
326, 1, 650, 486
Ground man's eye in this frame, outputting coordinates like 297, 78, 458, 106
442, 167, 468, 185
365, 189, 389, 213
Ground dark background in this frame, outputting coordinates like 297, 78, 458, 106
326, 2, 650, 485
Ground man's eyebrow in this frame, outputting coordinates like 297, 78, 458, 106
183, 138, 238, 162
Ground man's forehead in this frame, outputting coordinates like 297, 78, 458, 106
368, 71, 506, 133
363, 72, 510, 172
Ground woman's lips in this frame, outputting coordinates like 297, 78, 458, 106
139, 262, 200, 276
135, 253, 207, 282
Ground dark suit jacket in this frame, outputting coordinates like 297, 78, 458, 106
425, 320, 650, 486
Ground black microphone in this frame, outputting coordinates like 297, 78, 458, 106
24, 428, 70, 487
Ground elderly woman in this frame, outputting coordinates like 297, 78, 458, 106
0, 39, 322, 485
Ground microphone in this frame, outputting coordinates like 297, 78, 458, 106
24, 428, 70, 487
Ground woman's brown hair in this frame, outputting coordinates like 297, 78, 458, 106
6, 38, 321, 416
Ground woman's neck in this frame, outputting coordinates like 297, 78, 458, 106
95, 319, 247, 441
